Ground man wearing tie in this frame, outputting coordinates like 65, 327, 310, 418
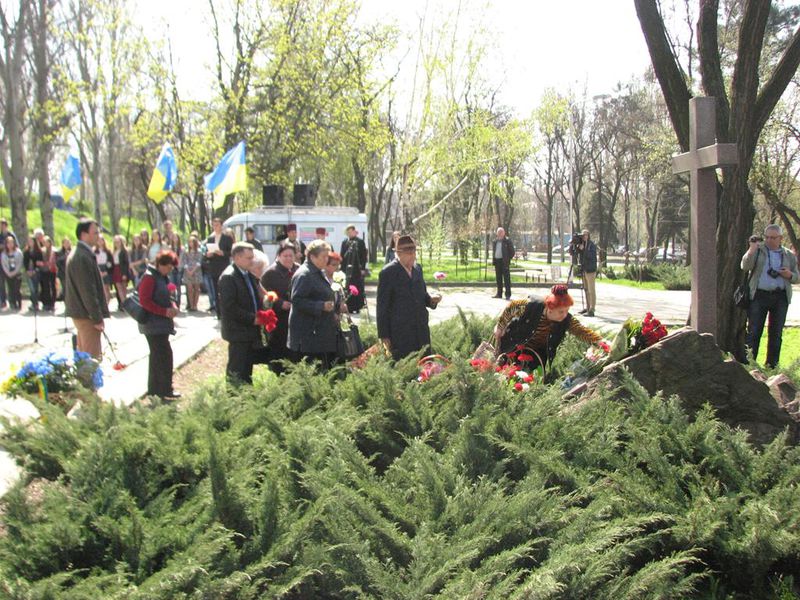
218, 242, 268, 384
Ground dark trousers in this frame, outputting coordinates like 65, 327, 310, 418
493, 259, 511, 298
226, 341, 270, 385
302, 352, 338, 372
205, 271, 221, 316
6, 276, 21, 308
169, 268, 183, 306
345, 272, 366, 312
40, 271, 56, 309
747, 289, 789, 368
145, 334, 173, 397
26, 271, 40, 307
267, 345, 299, 375
0, 269, 6, 306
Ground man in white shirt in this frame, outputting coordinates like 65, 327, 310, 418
741, 224, 800, 367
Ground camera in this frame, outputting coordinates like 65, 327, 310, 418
750, 235, 763, 243
568, 233, 584, 261
767, 268, 781, 278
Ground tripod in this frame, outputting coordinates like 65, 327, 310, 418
566, 261, 587, 312
32, 301, 39, 344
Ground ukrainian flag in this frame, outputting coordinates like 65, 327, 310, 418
60, 153, 82, 202
205, 141, 247, 209
147, 143, 178, 203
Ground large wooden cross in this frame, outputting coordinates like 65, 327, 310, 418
672, 97, 738, 338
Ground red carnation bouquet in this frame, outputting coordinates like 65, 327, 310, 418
256, 290, 280, 345
627, 311, 668, 352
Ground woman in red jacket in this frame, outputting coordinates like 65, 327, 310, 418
138, 250, 180, 400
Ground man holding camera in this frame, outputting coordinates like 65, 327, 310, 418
575, 229, 597, 317
741, 224, 799, 368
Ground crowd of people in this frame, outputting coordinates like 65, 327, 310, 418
3, 213, 796, 397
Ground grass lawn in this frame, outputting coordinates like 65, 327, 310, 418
368, 256, 670, 291
367, 257, 497, 283
7, 209, 163, 244
600, 277, 667, 291
756, 326, 800, 371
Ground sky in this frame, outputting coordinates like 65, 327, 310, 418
134, 0, 653, 116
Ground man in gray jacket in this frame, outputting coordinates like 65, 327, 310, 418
741, 224, 800, 368
65, 219, 109, 358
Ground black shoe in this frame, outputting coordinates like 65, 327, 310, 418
162, 392, 182, 401
587, 311, 594, 317
492, 294, 502, 298
579, 309, 588, 314
505, 295, 511, 300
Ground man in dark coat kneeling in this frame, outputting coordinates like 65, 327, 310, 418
377, 235, 442, 360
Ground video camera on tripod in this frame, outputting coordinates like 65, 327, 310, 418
568, 232, 584, 277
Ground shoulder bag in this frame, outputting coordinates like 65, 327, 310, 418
122, 289, 149, 324
734, 249, 758, 310
337, 315, 365, 360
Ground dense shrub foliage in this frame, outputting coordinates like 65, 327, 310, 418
2, 314, 800, 599
606, 263, 691, 290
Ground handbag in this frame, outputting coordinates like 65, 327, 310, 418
734, 249, 758, 310
337, 316, 364, 359
122, 290, 149, 324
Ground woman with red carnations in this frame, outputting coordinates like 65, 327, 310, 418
493, 284, 604, 377
138, 250, 180, 400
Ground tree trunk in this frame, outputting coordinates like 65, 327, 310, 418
37, 157, 53, 238
717, 168, 755, 360
1, 1, 29, 240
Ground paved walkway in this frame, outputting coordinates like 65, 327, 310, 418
0, 295, 218, 497
1, 280, 799, 496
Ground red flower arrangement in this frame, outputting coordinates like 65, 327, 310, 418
256, 309, 279, 333
637, 312, 668, 349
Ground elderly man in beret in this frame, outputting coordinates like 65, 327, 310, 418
377, 235, 441, 360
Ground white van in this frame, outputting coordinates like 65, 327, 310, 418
224, 206, 369, 260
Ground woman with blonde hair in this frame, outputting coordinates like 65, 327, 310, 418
40, 236, 57, 311
179, 235, 203, 311
94, 234, 113, 305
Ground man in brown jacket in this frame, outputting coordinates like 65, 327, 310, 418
65, 219, 109, 358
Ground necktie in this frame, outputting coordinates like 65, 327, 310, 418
243, 271, 258, 312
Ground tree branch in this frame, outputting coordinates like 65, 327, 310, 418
634, 0, 692, 150
754, 25, 800, 139
697, 0, 730, 137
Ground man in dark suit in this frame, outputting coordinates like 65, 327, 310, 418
65, 219, 110, 358
204, 217, 234, 318
340, 224, 368, 312
492, 226, 515, 300
244, 227, 263, 252
218, 242, 268, 384
377, 235, 441, 360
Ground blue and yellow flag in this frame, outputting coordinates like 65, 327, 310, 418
147, 143, 178, 203
60, 154, 82, 202
205, 141, 247, 209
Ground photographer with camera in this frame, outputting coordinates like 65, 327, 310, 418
741, 224, 799, 368
571, 229, 598, 316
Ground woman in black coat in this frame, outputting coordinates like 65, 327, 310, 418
376, 235, 441, 360
261, 241, 299, 373
287, 240, 338, 369
138, 250, 180, 399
